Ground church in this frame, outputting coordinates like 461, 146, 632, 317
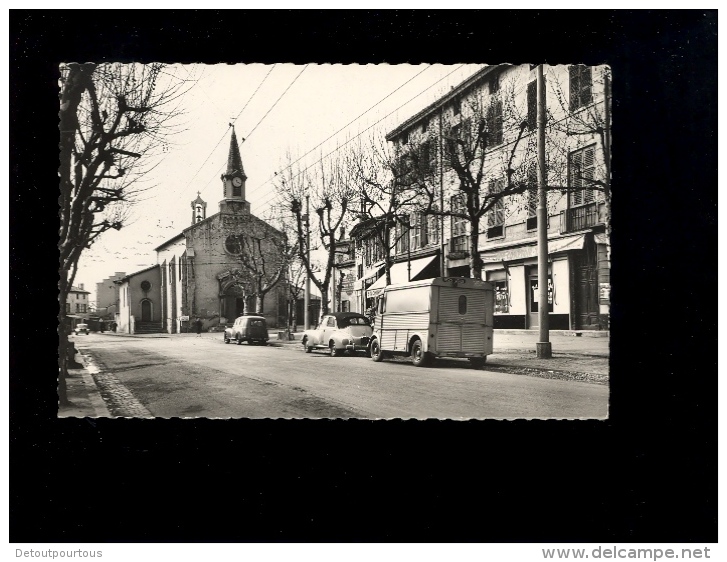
115, 127, 289, 334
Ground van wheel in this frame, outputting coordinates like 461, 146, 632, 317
236, 336, 243, 345
411, 339, 430, 367
329, 342, 340, 357
302, 337, 312, 353
469, 357, 487, 369
224, 334, 230, 344
370, 339, 384, 362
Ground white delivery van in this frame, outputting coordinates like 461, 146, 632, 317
369, 277, 494, 368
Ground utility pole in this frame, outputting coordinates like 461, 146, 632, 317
439, 108, 446, 277
536, 64, 552, 359
303, 194, 311, 330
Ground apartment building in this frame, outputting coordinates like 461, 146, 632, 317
347, 64, 610, 330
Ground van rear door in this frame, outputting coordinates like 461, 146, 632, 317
436, 287, 490, 354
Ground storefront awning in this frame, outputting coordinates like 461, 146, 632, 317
367, 255, 437, 297
481, 234, 586, 263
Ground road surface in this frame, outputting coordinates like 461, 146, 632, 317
74, 333, 609, 419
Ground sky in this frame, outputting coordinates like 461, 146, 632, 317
74, 63, 485, 302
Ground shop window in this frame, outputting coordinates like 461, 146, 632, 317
529, 278, 553, 313
492, 280, 509, 314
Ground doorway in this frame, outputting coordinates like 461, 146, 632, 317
527, 267, 552, 328
141, 299, 152, 322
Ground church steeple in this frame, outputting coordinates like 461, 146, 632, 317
226, 126, 247, 181
219, 124, 250, 215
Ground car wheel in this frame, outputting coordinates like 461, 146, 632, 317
370, 339, 384, 362
469, 357, 487, 369
410, 339, 430, 367
329, 342, 340, 357
302, 337, 313, 353
236, 335, 243, 345
224, 334, 230, 344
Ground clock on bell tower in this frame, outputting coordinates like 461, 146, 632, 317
219, 125, 250, 215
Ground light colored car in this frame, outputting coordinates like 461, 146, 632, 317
74, 323, 89, 335
302, 312, 373, 357
224, 315, 269, 345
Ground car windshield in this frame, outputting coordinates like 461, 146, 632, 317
339, 316, 369, 328
249, 320, 264, 326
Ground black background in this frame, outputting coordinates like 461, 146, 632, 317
10, 10, 717, 542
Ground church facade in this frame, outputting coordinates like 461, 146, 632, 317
152, 127, 288, 334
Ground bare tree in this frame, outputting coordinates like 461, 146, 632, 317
347, 135, 425, 285
58, 62, 189, 404
548, 65, 612, 237
235, 219, 295, 316
405, 82, 532, 280
275, 153, 355, 322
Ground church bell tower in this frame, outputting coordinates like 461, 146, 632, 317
219, 125, 250, 214
190, 192, 207, 225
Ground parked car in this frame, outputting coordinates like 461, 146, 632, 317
74, 323, 89, 335
224, 315, 269, 345
302, 312, 373, 357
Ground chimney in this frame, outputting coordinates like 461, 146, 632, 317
79, 283, 84, 290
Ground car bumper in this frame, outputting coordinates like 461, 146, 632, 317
344, 336, 370, 352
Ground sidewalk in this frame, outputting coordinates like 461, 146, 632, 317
58, 351, 113, 418
58, 329, 609, 417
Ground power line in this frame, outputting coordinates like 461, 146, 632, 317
231, 64, 277, 125
243, 64, 434, 202
251, 64, 475, 212
243, 64, 308, 142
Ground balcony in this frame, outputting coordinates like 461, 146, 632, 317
448, 236, 469, 260
561, 202, 600, 233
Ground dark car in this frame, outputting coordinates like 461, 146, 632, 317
224, 315, 269, 345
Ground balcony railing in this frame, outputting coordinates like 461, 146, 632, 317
561, 202, 600, 233
448, 236, 469, 259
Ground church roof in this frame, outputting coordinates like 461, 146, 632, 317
226, 126, 246, 178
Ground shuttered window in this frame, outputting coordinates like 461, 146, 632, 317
486, 99, 503, 146
569, 65, 593, 111
527, 80, 537, 130
569, 146, 596, 206
487, 178, 505, 238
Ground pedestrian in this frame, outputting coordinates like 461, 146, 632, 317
194, 317, 203, 338
99, 319, 105, 333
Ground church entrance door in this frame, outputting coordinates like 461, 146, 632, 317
141, 300, 152, 322
236, 297, 245, 318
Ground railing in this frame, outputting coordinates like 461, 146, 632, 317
448, 236, 469, 259
561, 202, 600, 233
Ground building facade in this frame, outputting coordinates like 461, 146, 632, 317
115, 265, 162, 334
153, 127, 288, 333
95, 271, 125, 320
64, 284, 91, 331
348, 64, 610, 330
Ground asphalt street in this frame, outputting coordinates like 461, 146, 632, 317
74, 332, 609, 419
